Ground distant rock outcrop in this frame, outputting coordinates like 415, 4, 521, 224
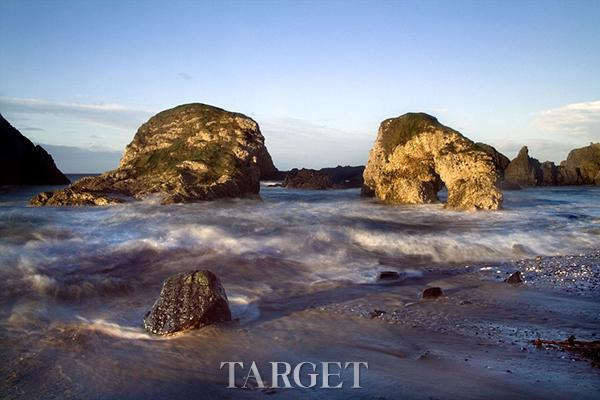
31, 103, 277, 206
282, 165, 364, 190
363, 113, 502, 210
504, 146, 544, 187
0, 113, 70, 186
284, 168, 333, 189
560, 143, 600, 185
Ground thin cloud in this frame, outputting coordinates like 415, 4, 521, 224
259, 117, 372, 169
39, 143, 123, 173
0, 97, 153, 130
533, 100, 600, 137
177, 72, 194, 81
492, 138, 582, 163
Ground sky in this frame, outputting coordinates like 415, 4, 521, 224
1, 0, 599, 173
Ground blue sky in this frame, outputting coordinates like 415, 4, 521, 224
1, 0, 599, 172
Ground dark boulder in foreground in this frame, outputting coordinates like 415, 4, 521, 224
0, 113, 70, 186
378, 271, 400, 281
363, 113, 502, 210
422, 287, 444, 299
30, 103, 277, 206
144, 270, 232, 335
505, 271, 523, 284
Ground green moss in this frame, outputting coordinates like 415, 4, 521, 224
128, 104, 245, 180
131, 140, 235, 180
380, 113, 442, 152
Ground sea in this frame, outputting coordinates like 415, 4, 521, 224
1, 176, 599, 399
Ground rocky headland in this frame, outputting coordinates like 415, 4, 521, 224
493, 143, 600, 189
362, 113, 503, 210
0, 113, 70, 186
30, 103, 277, 206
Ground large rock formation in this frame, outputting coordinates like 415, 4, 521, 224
143, 270, 232, 335
504, 146, 544, 187
0, 113, 70, 185
560, 143, 600, 185
31, 103, 277, 205
475, 142, 510, 173
282, 165, 364, 190
362, 113, 502, 210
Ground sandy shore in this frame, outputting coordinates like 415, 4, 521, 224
2, 250, 599, 399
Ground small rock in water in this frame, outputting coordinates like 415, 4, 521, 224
378, 271, 400, 281
369, 309, 387, 319
505, 271, 523, 284
422, 287, 444, 299
143, 270, 232, 335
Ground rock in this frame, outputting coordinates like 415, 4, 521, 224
378, 271, 400, 281
500, 180, 523, 190
505, 271, 523, 284
476, 142, 510, 173
30, 103, 277, 206
143, 270, 232, 335
540, 161, 560, 186
422, 287, 444, 299
363, 113, 502, 210
30, 188, 125, 206
504, 146, 543, 187
559, 143, 600, 185
280, 165, 364, 190
369, 309, 387, 319
0, 113, 70, 185
283, 168, 333, 189
318, 165, 365, 188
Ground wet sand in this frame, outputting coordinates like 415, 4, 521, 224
1, 250, 599, 399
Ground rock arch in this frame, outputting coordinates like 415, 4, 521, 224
363, 113, 503, 210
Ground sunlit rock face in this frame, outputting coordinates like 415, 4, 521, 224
30, 103, 277, 205
475, 142, 510, 174
363, 113, 503, 210
143, 270, 232, 335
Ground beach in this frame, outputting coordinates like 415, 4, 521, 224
1, 183, 599, 399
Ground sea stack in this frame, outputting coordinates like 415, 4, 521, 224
30, 103, 277, 206
560, 143, 600, 185
504, 146, 544, 187
0, 113, 70, 185
363, 113, 502, 210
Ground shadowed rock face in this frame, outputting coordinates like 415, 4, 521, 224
30, 103, 277, 205
0, 114, 70, 186
504, 146, 544, 187
560, 143, 600, 185
143, 270, 232, 335
282, 165, 365, 189
475, 142, 510, 173
284, 168, 333, 189
363, 113, 502, 210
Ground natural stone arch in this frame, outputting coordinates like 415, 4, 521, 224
363, 113, 502, 210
